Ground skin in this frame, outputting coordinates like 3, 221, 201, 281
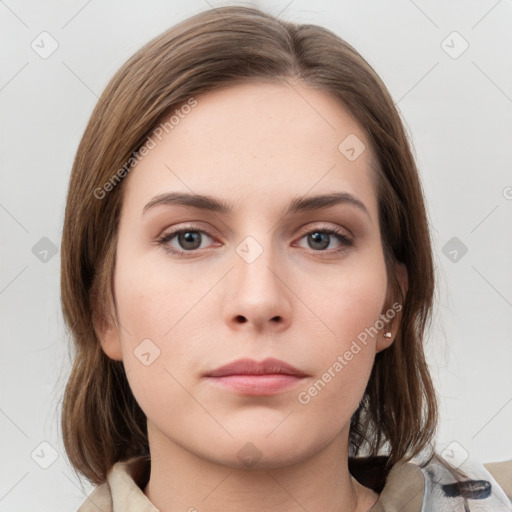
99, 81, 407, 512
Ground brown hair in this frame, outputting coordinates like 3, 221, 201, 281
61, 5, 452, 484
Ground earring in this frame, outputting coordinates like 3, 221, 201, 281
383, 332, 392, 339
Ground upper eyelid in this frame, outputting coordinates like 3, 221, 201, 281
160, 222, 350, 237
159, 225, 216, 240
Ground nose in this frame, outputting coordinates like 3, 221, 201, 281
221, 240, 292, 334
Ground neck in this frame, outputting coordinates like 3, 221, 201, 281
143, 424, 379, 512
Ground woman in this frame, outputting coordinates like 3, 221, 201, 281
60, 5, 512, 511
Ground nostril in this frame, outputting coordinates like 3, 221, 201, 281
236, 315, 247, 323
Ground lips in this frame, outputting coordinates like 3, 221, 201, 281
206, 357, 307, 378
205, 357, 308, 396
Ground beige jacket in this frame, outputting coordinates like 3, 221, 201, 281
78, 455, 512, 511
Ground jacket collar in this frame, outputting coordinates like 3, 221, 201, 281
78, 454, 512, 512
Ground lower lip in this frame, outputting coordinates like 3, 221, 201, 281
207, 374, 305, 395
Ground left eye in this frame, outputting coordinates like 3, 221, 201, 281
296, 229, 352, 252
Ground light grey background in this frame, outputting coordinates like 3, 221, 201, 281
1, 0, 511, 510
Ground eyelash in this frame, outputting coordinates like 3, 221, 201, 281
156, 224, 353, 258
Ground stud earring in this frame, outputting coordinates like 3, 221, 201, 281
383, 332, 392, 339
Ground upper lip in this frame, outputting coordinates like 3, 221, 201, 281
206, 357, 307, 378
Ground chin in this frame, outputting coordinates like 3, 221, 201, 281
203, 431, 319, 470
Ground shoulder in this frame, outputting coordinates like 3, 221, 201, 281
415, 455, 512, 511
77, 483, 112, 512
484, 460, 512, 502
354, 454, 512, 512
77, 456, 156, 512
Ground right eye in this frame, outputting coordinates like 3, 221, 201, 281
156, 226, 217, 256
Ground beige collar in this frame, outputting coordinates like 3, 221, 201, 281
78, 455, 512, 512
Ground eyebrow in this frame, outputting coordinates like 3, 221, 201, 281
142, 191, 370, 219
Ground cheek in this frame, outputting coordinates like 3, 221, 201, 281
306, 249, 388, 345
112, 263, 201, 421
112, 249, 217, 398
114, 249, 208, 342
292, 249, 388, 407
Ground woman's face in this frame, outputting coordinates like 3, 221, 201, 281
100, 82, 403, 468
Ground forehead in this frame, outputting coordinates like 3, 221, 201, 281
122, 81, 379, 218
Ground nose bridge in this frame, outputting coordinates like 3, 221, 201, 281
234, 232, 281, 298
224, 231, 291, 330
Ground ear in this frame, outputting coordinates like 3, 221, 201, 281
376, 262, 408, 353
94, 311, 123, 361
91, 259, 124, 361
